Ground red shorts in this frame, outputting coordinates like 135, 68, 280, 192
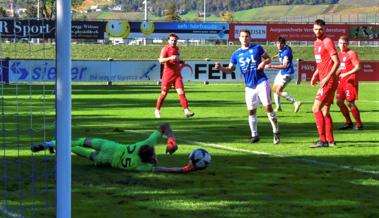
336, 80, 358, 102
315, 79, 338, 106
161, 75, 184, 92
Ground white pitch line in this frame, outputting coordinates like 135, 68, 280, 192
0, 205, 23, 218
125, 130, 379, 175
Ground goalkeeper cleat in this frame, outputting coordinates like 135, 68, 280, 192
184, 110, 195, 118
328, 141, 336, 147
31, 143, 45, 152
294, 101, 302, 113
273, 132, 280, 144
250, 136, 260, 143
154, 109, 161, 119
31, 142, 55, 154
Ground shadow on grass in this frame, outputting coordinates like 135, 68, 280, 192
1, 153, 379, 218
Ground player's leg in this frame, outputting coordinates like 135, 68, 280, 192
310, 100, 329, 147
174, 77, 194, 118
272, 74, 282, 111
155, 80, 171, 118
346, 101, 363, 130
310, 82, 337, 148
336, 84, 353, 130
31, 137, 87, 154
71, 146, 96, 160
345, 83, 363, 130
276, 74, 301, 112
84, 138, 120, 166
245, 87, 259, 143
322, 104, 335, 146
258, 80, 280, 144
310, 98, 328, 148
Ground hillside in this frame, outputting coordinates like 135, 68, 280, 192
75, 3, 379, 23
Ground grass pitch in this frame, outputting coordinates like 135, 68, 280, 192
1, 82, 378, 218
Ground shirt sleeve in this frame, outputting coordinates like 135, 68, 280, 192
136, 163, 154, 172
349, 50, 360, 66
257, 45, 266, 57
137, 130, 162, 148
160, 46, 168, 58
229, 51, 238, 65
324, 38, 337, 57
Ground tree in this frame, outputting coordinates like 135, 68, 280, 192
25, 5, 38, 18
220, 11, 234, 22
39, 0, 84, 19
0, 6, 8, 17
164, 0, 181, 21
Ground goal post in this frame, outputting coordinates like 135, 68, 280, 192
56, 0, 72, 218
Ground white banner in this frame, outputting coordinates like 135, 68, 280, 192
7, 59, 298, 83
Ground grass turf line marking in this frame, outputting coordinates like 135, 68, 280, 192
126, 129, 379, 176
0, 204, 23, 218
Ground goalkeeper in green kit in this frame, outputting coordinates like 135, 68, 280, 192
31, 123, 196, 173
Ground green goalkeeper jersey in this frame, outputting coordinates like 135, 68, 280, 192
111, 130, 162, 172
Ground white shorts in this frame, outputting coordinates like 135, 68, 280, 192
274, 73, 293, 88
245, 80, 272, 110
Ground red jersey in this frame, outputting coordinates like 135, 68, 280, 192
161, 45, 181, 77
338, 49, 360, 84
314, 36, 338, 81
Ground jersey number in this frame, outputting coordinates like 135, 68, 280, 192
121, 145, 136, 168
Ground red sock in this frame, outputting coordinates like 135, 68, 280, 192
314, 111, 326, 142
339, 104, 352, 125
179, 93, 188, 109
156, 92, 168, 110
324, 113, 334, 143
350, 105, 363, 127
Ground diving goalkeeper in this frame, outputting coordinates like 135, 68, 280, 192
31, 123, 196, 173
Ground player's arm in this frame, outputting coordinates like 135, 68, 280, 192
158, 123, 177, 155
266, 56, 288, 69
272, 53, 279, 59
257, 53, 271, 70
215, 62, 236, 73
311, 69, 319, 87
320, 54, 340, 87
158, 48, 178, 64
340, 52, 361, 78
153, 162, 196, 173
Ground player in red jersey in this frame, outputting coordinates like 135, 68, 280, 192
309, 19, 340, 148
155, 33, 194, 119
335, 35, 363, 130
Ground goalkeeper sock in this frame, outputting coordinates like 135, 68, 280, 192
71, 146, 93, 159
71, 138, 86, 147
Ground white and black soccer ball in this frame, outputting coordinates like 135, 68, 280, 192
189, 148, 211, 170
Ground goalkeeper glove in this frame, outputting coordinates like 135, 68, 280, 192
166, 137, 177, 155
182, 164, 195, 173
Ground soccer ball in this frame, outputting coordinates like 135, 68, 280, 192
189, 148, 211, 170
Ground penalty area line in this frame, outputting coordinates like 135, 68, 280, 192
125, 129, 379, 176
